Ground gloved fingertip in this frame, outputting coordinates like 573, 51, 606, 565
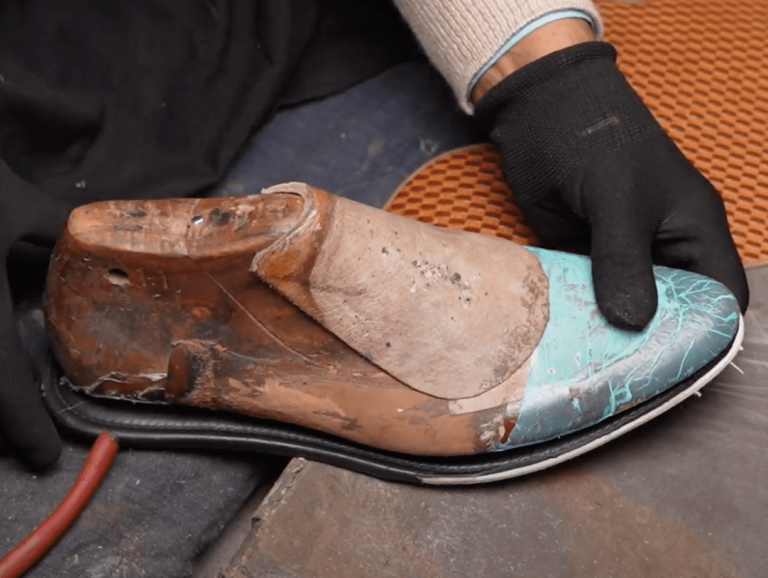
3, 396, 64, 470
22, 434, 63, 471
596, 288, 658, 331
592, 257, 658, 331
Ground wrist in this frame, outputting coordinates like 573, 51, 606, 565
470, 18, 595, 104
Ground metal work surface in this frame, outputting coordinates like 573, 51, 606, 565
223, 267, 768, 578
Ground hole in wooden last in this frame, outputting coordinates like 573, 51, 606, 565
106, 268, 130, 286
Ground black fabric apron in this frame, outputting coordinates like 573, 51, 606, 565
0, 0, 420, 464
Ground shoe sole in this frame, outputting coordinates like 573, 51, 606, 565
43, 314, 743, 486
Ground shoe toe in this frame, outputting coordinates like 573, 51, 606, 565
498, 247, 741, 450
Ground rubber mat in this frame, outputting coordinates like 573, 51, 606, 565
386, 0, 768, 265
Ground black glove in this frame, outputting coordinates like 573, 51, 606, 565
0, 278, 62, 470
0, 165, 65, 471
475, 41, 749, 330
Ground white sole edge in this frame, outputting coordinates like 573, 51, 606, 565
421, 314, 746, 486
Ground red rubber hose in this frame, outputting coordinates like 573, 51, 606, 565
0, 431, 119, 578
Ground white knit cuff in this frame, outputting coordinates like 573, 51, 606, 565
392, 0, 603, 112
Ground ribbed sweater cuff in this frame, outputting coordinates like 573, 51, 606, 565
392, 0, 603, 112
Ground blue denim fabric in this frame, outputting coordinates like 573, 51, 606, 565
218, 62, 482, 208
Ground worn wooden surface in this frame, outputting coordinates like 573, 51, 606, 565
46, 184, 554, 457
221, 265, 768, 578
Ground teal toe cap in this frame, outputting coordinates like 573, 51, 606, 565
496, 247, 741, 451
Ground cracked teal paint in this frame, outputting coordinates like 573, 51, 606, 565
494, 247, 740, 451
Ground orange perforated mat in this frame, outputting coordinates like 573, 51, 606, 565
385, 0, 768, 265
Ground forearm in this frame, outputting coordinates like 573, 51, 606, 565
392, 0, 602, 111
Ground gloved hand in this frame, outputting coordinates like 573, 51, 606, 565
475, 41, 749, 330
0, 280, 62, 470
0, 165, 65, 471
6, 292, 62, 470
